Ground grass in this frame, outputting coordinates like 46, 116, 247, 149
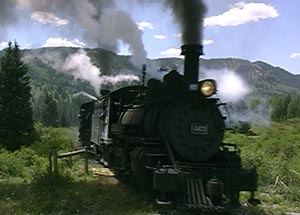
225, 119, 300, 214
0, 125, 155, 215
0, 163, 155, 215
1, 121, 300, 214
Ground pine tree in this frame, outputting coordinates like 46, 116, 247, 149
287, 95, 300, 119
60, 110, 68, 127
0, 41, 34, 150
42, 92, 59, 127
270, 95, 290, 121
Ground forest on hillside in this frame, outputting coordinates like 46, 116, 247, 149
2, 46, 300, 128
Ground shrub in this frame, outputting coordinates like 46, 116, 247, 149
0, 124, 78, 182
0, 147, 47, 181
30, 123, 77, 156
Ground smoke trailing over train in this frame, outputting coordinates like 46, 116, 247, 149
1, 0, 147, 66
1, 0, 207, 65
62, 49, 140, 95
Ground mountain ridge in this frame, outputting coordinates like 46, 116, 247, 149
1, 46, 299, 97
1, 46, 299, 125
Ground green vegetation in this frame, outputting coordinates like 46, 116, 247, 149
2, 46, 300, 128
41, 92, 60, 127
28, 62, 96, 127
0, 121, 299, 214
0, 41, 34, 150
0, 124, 154, 215
225, 119, 300, 214
2, 43, 300, 214
270, 94, 300, 121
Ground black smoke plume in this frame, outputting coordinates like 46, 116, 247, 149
1, 0, 147, 65
1, 0, 207, 57
164, 0, 206, 44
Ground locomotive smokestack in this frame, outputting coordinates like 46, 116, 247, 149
181, 44, 203, 91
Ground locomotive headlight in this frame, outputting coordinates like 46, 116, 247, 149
200, 79, 217, 97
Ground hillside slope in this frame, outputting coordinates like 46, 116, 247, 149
1, 47, 299, 124
18, 47, 300, 97
200, 58, 300, 96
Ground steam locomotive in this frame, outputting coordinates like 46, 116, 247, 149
78, 44, 258, 211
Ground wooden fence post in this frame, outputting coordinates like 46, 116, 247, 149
53, 150, 58, 176
84, 147, 89, 175
49, 149, 89, 176
48, 151, 53, 177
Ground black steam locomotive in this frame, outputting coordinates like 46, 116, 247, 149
78, 45, 258, 211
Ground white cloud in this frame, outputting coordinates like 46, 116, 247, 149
42, 37, 86, 48
174, 33, 182, 38
31, 11, 69, 26
203, 40, 215, 45
153, 34, 166, 40
137, 21, 154, 31
23, 43, 32, 49
160, 48, 182, 58
0, 42, 8, 50
204, 2, 279, 27
291, 53, 300, 59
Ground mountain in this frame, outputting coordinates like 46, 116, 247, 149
1, 47, 299, 125
200, 58, 300, 96
17, 47, 300, 97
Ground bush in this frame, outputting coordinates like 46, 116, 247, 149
30, 123, 77, 156
0, 124, 78, 182
0, 147, 47, 181
225, 121, 300, 212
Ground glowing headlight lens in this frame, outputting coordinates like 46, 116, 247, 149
200, 80, 216, 97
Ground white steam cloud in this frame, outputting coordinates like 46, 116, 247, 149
203, 69, 270, 126
204, 69, 250, 102
73, 91, 98, 100
63, 49, 102, 94
102, 74, 140, 85
62, 49, 140, 95
228, 101, 271, 126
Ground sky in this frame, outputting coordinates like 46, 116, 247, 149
0, 0, 300, 74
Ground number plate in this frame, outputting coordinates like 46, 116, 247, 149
191, 123, 208, 135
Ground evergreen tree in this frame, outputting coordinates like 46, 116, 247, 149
60, 110, 68, 127
287, 95, 300, 118
42, 92, 59, 127
0, 41, 34, 150
270, 95, 290, 121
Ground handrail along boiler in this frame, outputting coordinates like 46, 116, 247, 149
78, 44, 258, 210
